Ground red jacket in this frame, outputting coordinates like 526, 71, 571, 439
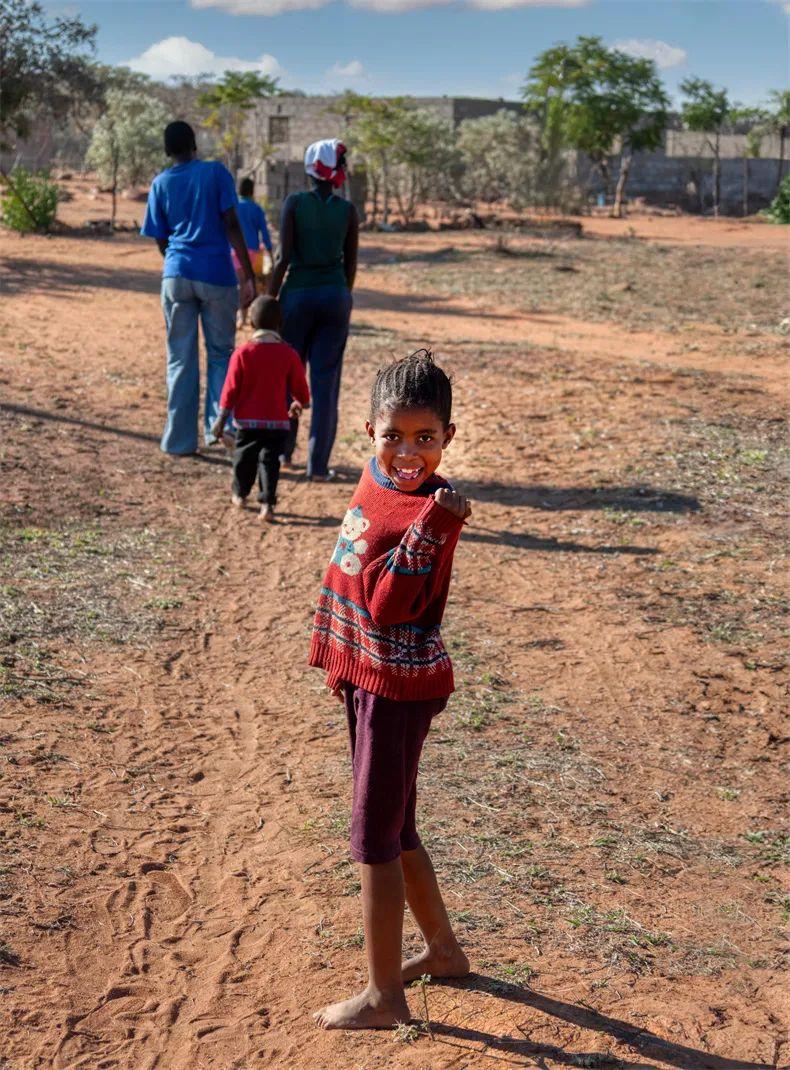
220, 332, 310, 428
309, 458, 464, 701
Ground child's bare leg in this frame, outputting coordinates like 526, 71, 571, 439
314, 859, 411, 1029
401, 845, 470, 983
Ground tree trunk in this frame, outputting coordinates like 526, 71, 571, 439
612, 153, 632, 219
381, 157, 389, 226
598, 157, 611, 201
110, 154, 119, 231
369, 171, 379, 225
777, 126, 786, 195
742, 155, 749, 217
712, 133, 721, 218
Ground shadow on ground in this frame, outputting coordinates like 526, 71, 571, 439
352, 286, 524, 322
461, 525, 658, 556
0, 256, 160, 297
454, 478, 700, 513
430, 975, 773, 1070
0, 406, 692, 548
0, 403, 226, 466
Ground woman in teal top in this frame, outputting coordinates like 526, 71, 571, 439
268, 138, 359, 481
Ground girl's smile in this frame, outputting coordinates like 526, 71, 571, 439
366, 407, 455, 492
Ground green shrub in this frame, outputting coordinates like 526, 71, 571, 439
764, 174, 790, 224
1, 168, 59, 233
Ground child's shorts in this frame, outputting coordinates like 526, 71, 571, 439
232, 247, 265, 276
342, 683, 447, 865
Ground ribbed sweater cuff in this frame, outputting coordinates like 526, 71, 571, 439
415, 497, 465, 540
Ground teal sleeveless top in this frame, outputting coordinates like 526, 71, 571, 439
282, 190, 352, 294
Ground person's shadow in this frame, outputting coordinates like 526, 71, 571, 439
422, 974, 773, 1070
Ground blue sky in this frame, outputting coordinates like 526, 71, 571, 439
49, 1, 788, 105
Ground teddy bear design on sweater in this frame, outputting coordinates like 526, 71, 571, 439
331, 506, 371, 576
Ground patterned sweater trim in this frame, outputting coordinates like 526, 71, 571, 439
309, 459, 464, 701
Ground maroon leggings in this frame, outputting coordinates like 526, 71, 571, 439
343, 683, 447, 865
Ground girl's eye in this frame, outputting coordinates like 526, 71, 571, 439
383, 434, 399, 442
418, 435, 434, 444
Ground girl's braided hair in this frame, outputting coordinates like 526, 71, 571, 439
370, 349, 452, 427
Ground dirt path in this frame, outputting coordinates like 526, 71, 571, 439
1, 204, 787, 1069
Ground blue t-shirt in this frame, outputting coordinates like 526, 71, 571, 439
141, 159, 238, 287
236, 198, 272, 252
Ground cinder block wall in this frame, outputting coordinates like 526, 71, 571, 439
576, 148, 789, 213
242, 95, 524, 220
243, 96, 789, 218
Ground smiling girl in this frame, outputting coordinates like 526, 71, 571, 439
309, 349, 472, 1030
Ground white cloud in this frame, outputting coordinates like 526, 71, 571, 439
125, 36, 282, 80
190, 0, 325, 11
192, 0, 589, 13
614, 38, 687, 70
471, 0, 588, 7
327, 59, 367, 80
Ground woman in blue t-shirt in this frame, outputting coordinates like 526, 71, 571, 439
141, 121, 255, 455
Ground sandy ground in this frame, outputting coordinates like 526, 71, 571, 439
580, 213, 789, 250
0, 186, 788, 1070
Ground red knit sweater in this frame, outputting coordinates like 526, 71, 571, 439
309, 458, 464, 701
219, 331, 310, 428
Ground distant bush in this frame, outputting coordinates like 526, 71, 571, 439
763, 175, 790, 224
1, 168, 59, 233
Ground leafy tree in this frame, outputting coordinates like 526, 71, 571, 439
456, 110, 533, 205
522, 43, 575, 206
525, 36, 668, 217
85, 89, 168, 228
0, 0, 97, 223
329, 93, 405, 224
198, 70, 279, 172
390, 108, 458, 221
331, 93, 460, 224
0, 0, 97, 146
680, 77, 732, 218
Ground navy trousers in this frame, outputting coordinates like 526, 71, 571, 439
280, 284, 352, 478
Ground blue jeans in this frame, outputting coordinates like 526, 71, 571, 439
281, 284, 352, 478
160, 276, 238, 455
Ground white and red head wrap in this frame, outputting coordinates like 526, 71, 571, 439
304, 138, 347, 189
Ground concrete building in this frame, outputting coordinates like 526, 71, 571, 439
242, 94, 524, 219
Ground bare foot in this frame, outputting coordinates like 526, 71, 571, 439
313, 986, 410, 1031
231, 494, 246, 508
259, 504, 275, 523
402, 943, 470, 984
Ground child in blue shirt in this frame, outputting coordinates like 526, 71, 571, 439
233, 177, 273, 326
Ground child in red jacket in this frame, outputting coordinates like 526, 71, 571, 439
310, 349, 472, 1030
212, 296, 309, 522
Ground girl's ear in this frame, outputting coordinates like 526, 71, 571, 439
442, 423, 456, 448
365, 420, 376, 443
